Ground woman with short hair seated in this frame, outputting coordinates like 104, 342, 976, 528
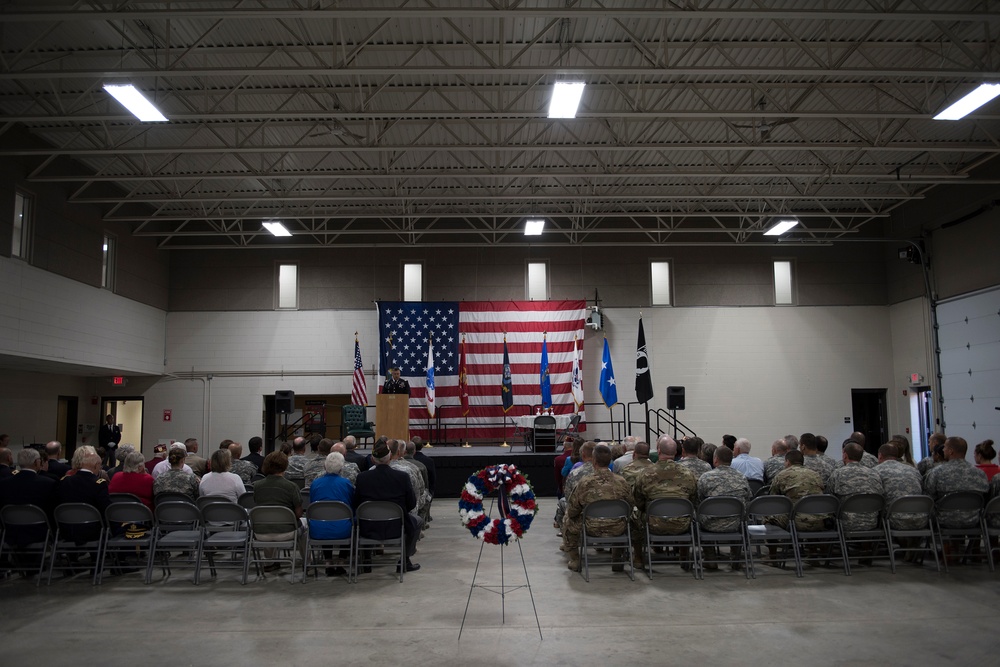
153, 446, 200, 502
309, 452, 355, 576
252, 452, 306, 570
108, 451, 155, 508
199, 449, 246, 503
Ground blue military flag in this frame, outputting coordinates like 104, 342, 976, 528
539, 334, 552, 409
599, 336, 618, 408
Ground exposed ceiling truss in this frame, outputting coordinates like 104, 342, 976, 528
1, 0, 999, 248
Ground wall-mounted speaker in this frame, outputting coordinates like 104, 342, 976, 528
667, 386, 685, 411
275, 390, 295, 415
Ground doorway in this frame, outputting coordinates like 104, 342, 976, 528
851, 388, 888, 456
56, 396, 78, 461
101, 397, 144, 454
909, 386, 934, 461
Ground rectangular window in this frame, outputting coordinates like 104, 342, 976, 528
277, 263, 298, 309
101, 234, 116, 290
527, 261, 548, 300
650, 260, 672, 305
774, 260, 794, 305
12, 191, 31, 259
403, 262, 423, 301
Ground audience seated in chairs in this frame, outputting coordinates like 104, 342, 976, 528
676, 436, 712, 479
766, 450, 826, 532
923, 436, 988, 565
696, 446, 752, 571
631, 436, 698, 570
353, 441, 422, 574
252, 451, 306, 570
153, 446, 200, 503
228, 443, 257, 484
563, 443, 633, 573
308, 451, 355, 576
199, 449, 246, 504
107, 452, 154, 508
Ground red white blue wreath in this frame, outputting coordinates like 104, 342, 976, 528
459, 463, 537, 545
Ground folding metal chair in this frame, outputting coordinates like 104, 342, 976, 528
108, 493, 143, 505
353, 501, 406, 583
101, 503, 154, 584
0, 504, 51, 586
201, 502, 251, 584
838, 493, 889, 573
983, 495, 1000, 573
580, 499, 634, 582
304, 501, 354, 582
154, 491, 196, 506
248, 505, 303, 583
790, 494, 849, 576
300, 488, 311, 511
238, 491, 257, 511
197, 495, 234, 510
753, 484, 772, 498
644, 497, 698, 579
934, 491, 987, 572
47, 503, 106, 585
884, 495, 940, 573
695, 497, 749, 579
532, 415, 557, 453
747, 479, 765, 497
148, 501, 204, 584
745, 495, 801, 578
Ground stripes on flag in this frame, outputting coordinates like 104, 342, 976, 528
377, 300, 586, 439
351, 337, 368, 406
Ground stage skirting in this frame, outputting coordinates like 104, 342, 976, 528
426, 451, 558, 498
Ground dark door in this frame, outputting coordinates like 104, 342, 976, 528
56, 396, 78, 461
851, 389, 888, 456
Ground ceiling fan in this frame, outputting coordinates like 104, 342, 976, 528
732, 99, 798, 140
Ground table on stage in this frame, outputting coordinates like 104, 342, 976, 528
513, 414, 571, 452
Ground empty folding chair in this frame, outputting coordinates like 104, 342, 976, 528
47, 503, 106, 585
884, 495, 939, 573
644, 497, 698, 579
148, 501, 204, 584
745, 495, 800, 578
933, 491, 987, 572
580, 499, 634, 582
0, 504, 51, 586
201, 502, 251, 584
694, 497, 749, 580
248, 505, 304, 583
304, 501, 354, 582
353, 501, 406, 583
100, 503, 154, 584
790, 495, 849, 576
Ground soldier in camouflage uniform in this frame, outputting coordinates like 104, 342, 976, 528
677, 436, 712, 479
565, 444, 634, 572
923, 436, 988, 528
917, 432, 947, 477
556, 441, 596, 527
228, 443, 257, 484
152, 447, 201, 501
767, 450, 827, 531
825, 442, 883, 531
388, 439, 428, 518
632, 437, 698, 554
763, 438, 789, 484
620, 441, 653, 490
875, 444, 927, 530
988, 473, 1000, 529
848, 432, 880, 469
696, 447, 751, 568
800, 433, 837, 485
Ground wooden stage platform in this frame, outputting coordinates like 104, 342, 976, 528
420, 445, 559, 498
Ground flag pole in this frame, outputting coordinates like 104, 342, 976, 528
501, 330, 510, 448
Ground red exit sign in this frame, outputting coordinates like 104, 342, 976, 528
112, 376, 126, 386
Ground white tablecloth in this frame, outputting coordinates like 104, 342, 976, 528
514, 414, 572, 430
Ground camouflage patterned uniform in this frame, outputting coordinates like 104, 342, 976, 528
832, 451, 879, 470
285, 454, 310, 481
696, 466, 751, 533
916, 456, 937, 477
676, 456, 713, 480
988, 475, 1000, 529
620, 458, 653, 490
768, 465, 826, 531
803, 453, 837, 485
555, 462, 595, 526
875, 459, 927, 530
632, 460, 697, 538
923, 459, 988, 528
763, 456, 786, 484
230, 458, 256, 484
152, 469, 200, 501
563, 468, 633, 550
825, 462, 882, 531
391, 459, 428, 516
304, 459, 359, 488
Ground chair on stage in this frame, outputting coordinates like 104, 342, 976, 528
532, 415, 557, 453
341, 405, 375, 447
559, 414, 582, 441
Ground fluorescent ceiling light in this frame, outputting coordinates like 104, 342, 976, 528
934, 83, 1000, 120
524, 219, 545, 236
548, 82, 586, 119
103, 84, 167, 122
263, 221, 292, 237
763, 218, 799, 236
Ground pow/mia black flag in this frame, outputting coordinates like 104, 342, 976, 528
635, 317, 654, 404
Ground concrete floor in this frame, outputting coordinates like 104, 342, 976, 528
2, 497, 998, 667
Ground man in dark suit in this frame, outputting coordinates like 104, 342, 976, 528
42, 441, 71, 480
0, 447, 14, 480
353, 441, 422, 572
242, 436, 265, 472
382, 367, 410, 395
343, 435, 371, 472
98, 414, 122, 468
56, 451, 109, 543
0, 448, 57, 545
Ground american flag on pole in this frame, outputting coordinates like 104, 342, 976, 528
351, 335, 368, 406
377, 301, 586, 439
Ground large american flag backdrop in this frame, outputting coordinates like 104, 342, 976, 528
377, 300, 587, 439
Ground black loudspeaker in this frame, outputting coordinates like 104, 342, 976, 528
667, 386, 686, 411
275, 390, 295, 415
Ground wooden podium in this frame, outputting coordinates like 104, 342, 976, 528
376, 394, 410, 442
